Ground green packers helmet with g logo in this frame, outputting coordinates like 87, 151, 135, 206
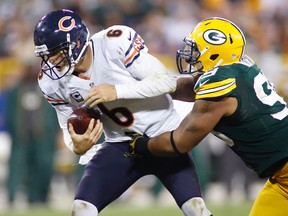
176, 17, 246, 74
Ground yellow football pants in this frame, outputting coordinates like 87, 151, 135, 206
249, 162, 288, 216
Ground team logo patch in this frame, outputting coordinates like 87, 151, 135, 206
70, 91, 84, 102
203, 29, 226, 45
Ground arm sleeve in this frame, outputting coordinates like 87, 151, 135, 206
106, 25, 177, 99
115, 52, 177, 99
55, 106, 74, 152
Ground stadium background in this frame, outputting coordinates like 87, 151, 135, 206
0, 0, 288, 215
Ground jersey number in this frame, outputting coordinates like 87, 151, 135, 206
98, 104, 134, 127
107, 29, 122, 37
254, 72, 288, 120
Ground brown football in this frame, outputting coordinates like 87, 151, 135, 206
67, 106, 102, 134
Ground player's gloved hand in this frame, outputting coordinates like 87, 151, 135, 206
124, 132, 151, 158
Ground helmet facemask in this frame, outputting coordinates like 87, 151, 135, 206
36, 32, 89, 80
39, 48, 73, 80
176, 37, 204, 76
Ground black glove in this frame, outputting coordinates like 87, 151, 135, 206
124, 132, 151, 158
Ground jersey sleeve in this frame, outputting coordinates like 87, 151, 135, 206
194, 67, 237, 100
39, 78, 73, 151
38, 73, 69, 108
104, 25, 177, 99
115, 52, 177, 99
55, 106, 74, 152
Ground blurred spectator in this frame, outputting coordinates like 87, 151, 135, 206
5, 63, 59, 207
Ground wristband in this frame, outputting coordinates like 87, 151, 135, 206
170, 130, 184, 155
134, 136, 153, 156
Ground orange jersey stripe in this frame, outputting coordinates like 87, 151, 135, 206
124, 49, 138, 65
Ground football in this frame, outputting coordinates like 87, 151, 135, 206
67, 106, 102, 134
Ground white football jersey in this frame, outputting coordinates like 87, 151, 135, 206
38, 25, 180, 162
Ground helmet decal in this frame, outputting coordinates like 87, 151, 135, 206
58, 16, 75, 32
203, 29, 226, 45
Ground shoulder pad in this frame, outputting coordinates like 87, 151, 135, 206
38, 73, 68, 106
194, 67, 236, 99
101, 25, 148, 67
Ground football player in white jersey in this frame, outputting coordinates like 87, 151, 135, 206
33, 9, 212, 216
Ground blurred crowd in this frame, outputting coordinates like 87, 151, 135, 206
0, 0, 288, 210
1, 0, 288, 88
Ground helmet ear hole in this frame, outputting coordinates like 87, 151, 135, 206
210, 54, 219, 61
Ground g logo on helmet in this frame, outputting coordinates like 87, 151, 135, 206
58, 16, 75, 32
203, 30, 226, 45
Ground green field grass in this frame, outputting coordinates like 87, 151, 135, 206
0, 202, 252, 216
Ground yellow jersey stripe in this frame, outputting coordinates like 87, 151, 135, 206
195, 78, 236, 99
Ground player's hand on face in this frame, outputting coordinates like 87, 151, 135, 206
68, 119, 103, 155
85, 83, 117, 107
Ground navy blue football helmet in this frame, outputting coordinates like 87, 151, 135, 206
34, 9, 90, 80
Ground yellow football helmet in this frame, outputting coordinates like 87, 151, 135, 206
176, 17, 246, 74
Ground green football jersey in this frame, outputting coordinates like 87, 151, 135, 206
194, 55, 288, 177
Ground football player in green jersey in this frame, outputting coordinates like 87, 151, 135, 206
126, 17, 288, 216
